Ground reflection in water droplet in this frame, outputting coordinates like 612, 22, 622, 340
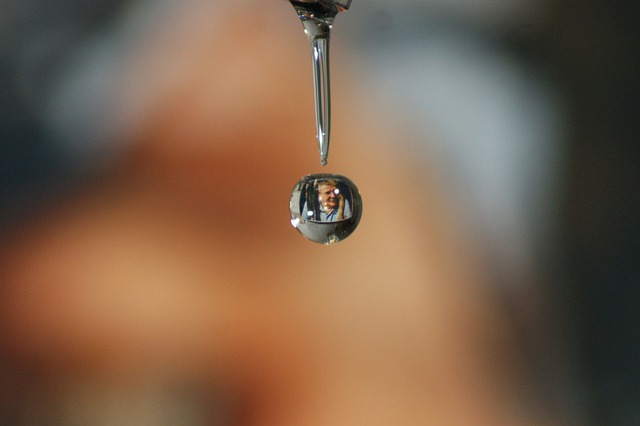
289, 174, 362, 244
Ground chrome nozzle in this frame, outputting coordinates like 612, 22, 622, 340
290, 0, 351, 165
290, 0, 352, 14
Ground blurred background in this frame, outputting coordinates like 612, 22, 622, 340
1, 0, 638, 424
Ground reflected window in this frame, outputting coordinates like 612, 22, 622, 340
301, 178, 351, 223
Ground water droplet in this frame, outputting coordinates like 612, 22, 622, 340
289, 174, 362, 244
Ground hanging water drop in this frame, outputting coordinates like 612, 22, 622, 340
290, 174, 362, 244
287, 2, 359, 244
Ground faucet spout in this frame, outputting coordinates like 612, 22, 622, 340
291, 0, 352, 14
290, 0, 351, 165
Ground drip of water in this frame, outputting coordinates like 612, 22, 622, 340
288, 2, 360, 244
290, 1, 350, 165
289, 174, 362, 244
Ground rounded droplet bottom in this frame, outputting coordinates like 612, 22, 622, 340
289, 174, 362, 244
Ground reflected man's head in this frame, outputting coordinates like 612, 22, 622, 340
317, 180, 340, 212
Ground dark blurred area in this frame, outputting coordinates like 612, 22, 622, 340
547, 1, 640, 424
1, 0, 639, 424
0, 0, 129, 231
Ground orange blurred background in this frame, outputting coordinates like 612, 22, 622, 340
2, 0, 637, 424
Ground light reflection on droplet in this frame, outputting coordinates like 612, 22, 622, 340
289, 173, 362, 244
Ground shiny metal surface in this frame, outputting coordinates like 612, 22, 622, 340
290, 0, 351, 165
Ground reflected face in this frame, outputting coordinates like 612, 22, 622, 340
318, 184, 338, 212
